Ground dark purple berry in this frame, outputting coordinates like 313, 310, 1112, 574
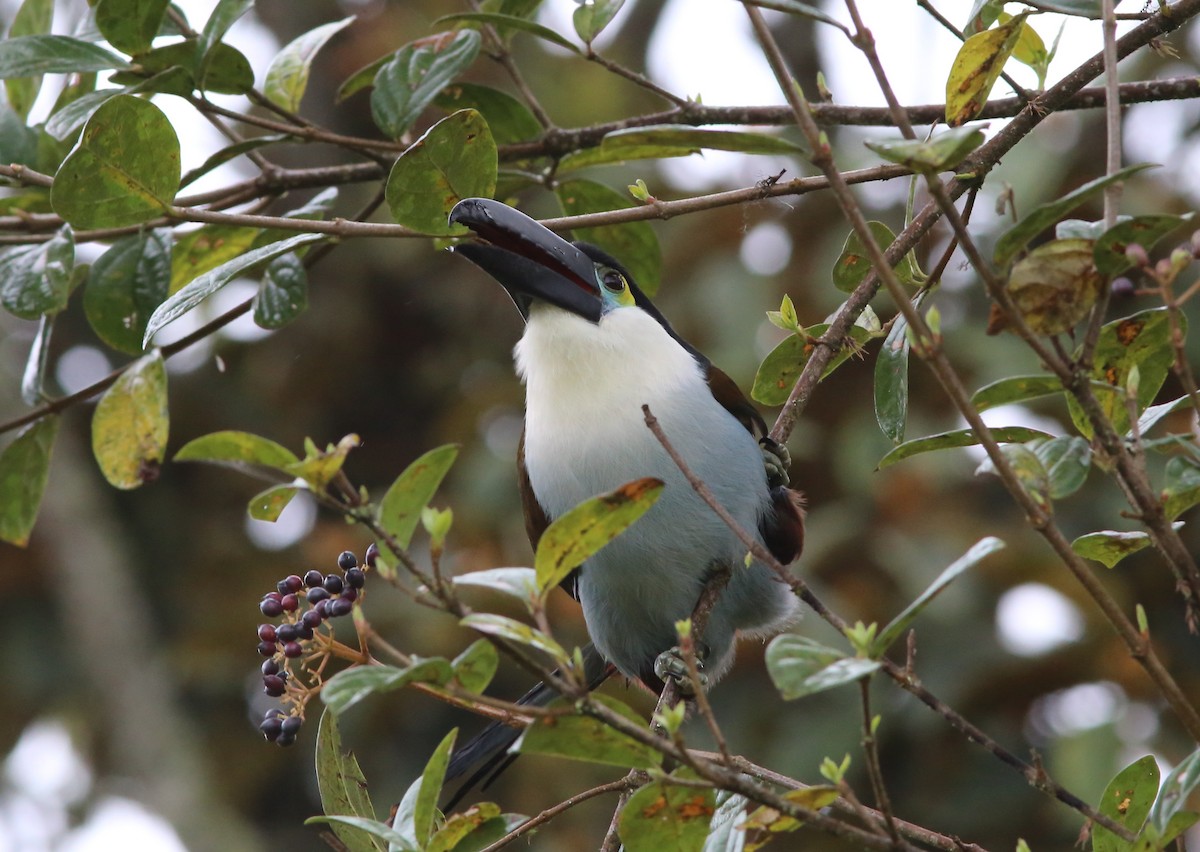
329, 598, 353, 618
277, 624, 298, 643
340, 588, 358, 603
257, 624, 277, 642
345, 568, 365, 589
276, 579, 290, 596
301, 610, 323, 629
257, 640, 278, 657
283, 641, 303, 658
263, 591, 282, 602
296, 623, 314, 640
262, 659, 280, 676
281, 717, 302, 737
304, 569, 324, 588
285, 574, 304, 592
315, 599, 331, 618
1111, 277, 1136, 298
307, 587, 330, 605
323, 574, 344, 595
365, 543, 379, 568
263, 674, 286, 696
260, 717, 283, 741
281, 594, 299, 612
275, 732, 296, 747
260, 598, 283, 617
338, 551, 358, 572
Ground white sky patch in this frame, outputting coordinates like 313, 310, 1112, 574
245, 489, 317, 550
960, 403, 1063, 463
1028, 681, 1127, 738
995, 582, 1085, 656
59, 798, 187, 852
740, 221, 793, 276
4, 721, 90, 805
54, 345, 113, 396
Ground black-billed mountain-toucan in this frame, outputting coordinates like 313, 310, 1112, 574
443, 197, 805, 794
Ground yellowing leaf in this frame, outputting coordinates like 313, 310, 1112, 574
0, 416, 59, 546
91, 350, 169, 489
944, 14, 1028, 126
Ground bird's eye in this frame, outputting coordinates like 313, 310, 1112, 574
599, 267, 626, 293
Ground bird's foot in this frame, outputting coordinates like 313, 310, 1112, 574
653, 642, 710, 697
761, 438, 791, 489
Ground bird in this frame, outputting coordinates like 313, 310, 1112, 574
442, 197, 805, 797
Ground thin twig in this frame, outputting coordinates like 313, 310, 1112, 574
477, 778, 636, 852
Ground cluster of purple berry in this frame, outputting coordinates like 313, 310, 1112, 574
257, 547, 372, 746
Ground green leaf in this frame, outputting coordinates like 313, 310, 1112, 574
370, 30, 482, 140
432, 12, 581, 54
0, 104, 40, 166
742, 0, 849, 32
91, 350, 169, 489
618, 772, 715, 852
51, 95, 180, 229
765, 635, 881, 700
385, 109, 497, 235
0, 35, 130, 76
144, 232, 323, 345
95, 0, 170, 55
393, 729, 457, 849
832, 221, 924, 294
110, 40, 254, 95
573, 0, 624, 44
83, 229, 171, 354
451, 567, 539, 603
1070, 528, 1178, 569
1148, 748, 1200, 838
451, 640, 499, 694
1094, 755, 1158, 852
303, 816, 412, 850
1004, 238, 1103, 335
0, 416, 59, 547
284, 434, 359, 491
459, 614, 571, 666
20, 315, 53, 406
1066, 308, 1177, 438
263, 16, 355, 112
864, 126, 985, 172
877, 425, 1053, 468
195, 0, 254, 89
180, 134, 291, 189
1030, 436, 1090, 499
993, 164, 1156, 267
1093, 213, 1195, 277
44, 90, 116, 141
322, 659, 454, 715
556, 179, 661, 295
169, 225, 262, 293
535, 477, 663, 595
964, 0, 1005, 34
971, 374, 1064, 412
314, 709, 384, 852
5, 0, 55, 119
975, 443, 1052, 508
751, 324, 874, 405
516, 694, 662, 769
944, 14, 1028, 126
435, 83, 542, 145
870, 537, 1005, 656
603, 125, 803, 156
874, 311, 912, 443
1163, 457, 1200, 521
1134, 394, 1200, 437
1028, 0, 1101, 16
247, 484, 297, 521
0, 226, 74, 319
377, 444, 459, 559
174, 430, 300, 479
427, 804, 507, 852
253, 252, 308, 330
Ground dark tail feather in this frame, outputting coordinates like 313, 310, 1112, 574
443, 643, 613, 810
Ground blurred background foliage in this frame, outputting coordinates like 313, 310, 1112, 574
0, 0, 1199, 849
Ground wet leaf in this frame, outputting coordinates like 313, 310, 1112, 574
877, 425, 1053, 468
385, 109, 497, 235
945, 14, 1028, 126
91, 350, 169, 489
874, 311, 912, 444
0, 416, 59, 547
0, 225, 75, 319
450, 567, 538, 603
556, 178, 661, 295
1070, 528, 1179, 569
435, 82, 540, 145
516, 694, 661, 769
52, 95, 180, 229
20, 315, 53, 406
170, 225, 262, 293
1148, 747, 1200, 839
253, 252, 308, 330
83, 229, 171, 354
459, 614, 571, 666
370, 30, 481, 140
0, 35, 130, 76
535, 477, 663, 595
264, 16, 355, 112
832, 221, 923, 294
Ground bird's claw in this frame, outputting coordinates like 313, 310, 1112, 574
653, 642, 709, 696
761, 438, 791, 489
